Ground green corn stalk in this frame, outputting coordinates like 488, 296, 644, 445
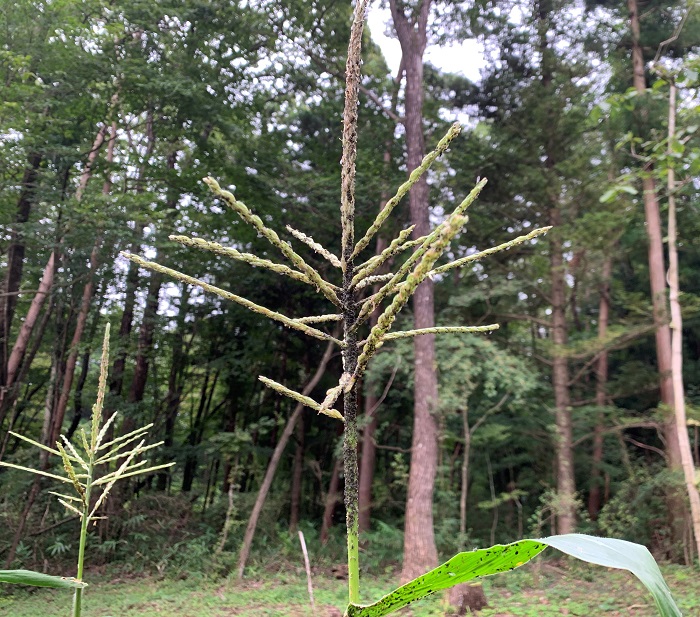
0, 325, 174, 617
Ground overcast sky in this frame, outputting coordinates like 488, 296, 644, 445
366, 3, 484, 82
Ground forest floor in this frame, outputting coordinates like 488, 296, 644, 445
0, 560, 698, 616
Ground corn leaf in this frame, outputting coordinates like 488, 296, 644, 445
0, 569, 87, 589
344, 534, 681, 617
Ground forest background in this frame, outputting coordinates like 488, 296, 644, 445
0, 0, 700, 608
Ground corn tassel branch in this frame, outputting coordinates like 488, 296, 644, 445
426, 226, 552, 278
351, 122, 462, 259
169, 235, 314, 286
120, 253, 343, 346
204, 177, 340, 305
258, 376, 344, 421
351, 225, 415, 286
286, 226, 342, 268
294, 314, 343, 324
356, 178, 487, 324
352, 212, 471, 385
356, 273, 395, 290
359, 324, 500, 345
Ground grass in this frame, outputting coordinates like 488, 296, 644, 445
0, 560, 697, 617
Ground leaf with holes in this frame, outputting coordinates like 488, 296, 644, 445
344, 534, 681, 617
344, 539, 547, 616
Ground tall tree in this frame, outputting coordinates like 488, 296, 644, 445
388, 0, 440, 582
589, 0, 700, 553
536, 0, 576, 535
662, 66, 700, 559
627, 0, 680, 472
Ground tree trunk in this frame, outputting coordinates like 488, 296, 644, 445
627, 0, 685, 553
4, 354, 58, 568
158, 284, 190, 490
5, 253, 71, 552
65, 346, 92, 442
50, 240, 100, 445
122, 148, 177, 436
449, 403, 488, 614
181, 367, 212, 492
127, 270, 161, 409
108, 234, 141, 400
460, 406, 470, 538
104, 261, 177, 529
589, 258, 612, 520
237, 338, 335, 578
49, 120, 111, 442
358, 61, 402, 534
75, 125, 106, 201
65, 292, 105, 443
102, 121, 117, 194
0, 297, 53, 463
389, 0, 440, 584
0, 152, 42, 388
551, 222, 575, 534
289, 414, 305, 533
666, 80, 700, 558
4, 253, 54, 390
448, 584, 488, 616
0, 251, 55, 427
111, 271, 160, 512
534, 0, 576, 535
109, 111, 154, 403
222, 386, 239, 494
321, 455, 343, 545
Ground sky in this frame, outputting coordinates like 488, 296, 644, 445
366, 3, 485, 83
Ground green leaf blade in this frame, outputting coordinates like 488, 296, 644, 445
345, 539, 547, 616
345, 534, 682, 617
0, 569, 87, 589
539, 534, 681, 617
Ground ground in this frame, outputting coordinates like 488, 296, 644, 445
0, 561, 697, 616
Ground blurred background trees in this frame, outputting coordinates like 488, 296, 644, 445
0, 0, 699, 577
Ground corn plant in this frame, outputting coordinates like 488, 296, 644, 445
0, 2, 683, 617
0, 325, 174, 617
118, 2, 683, 616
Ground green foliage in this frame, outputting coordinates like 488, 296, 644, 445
598, 467, 683, 552
367, 324, 538, 412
